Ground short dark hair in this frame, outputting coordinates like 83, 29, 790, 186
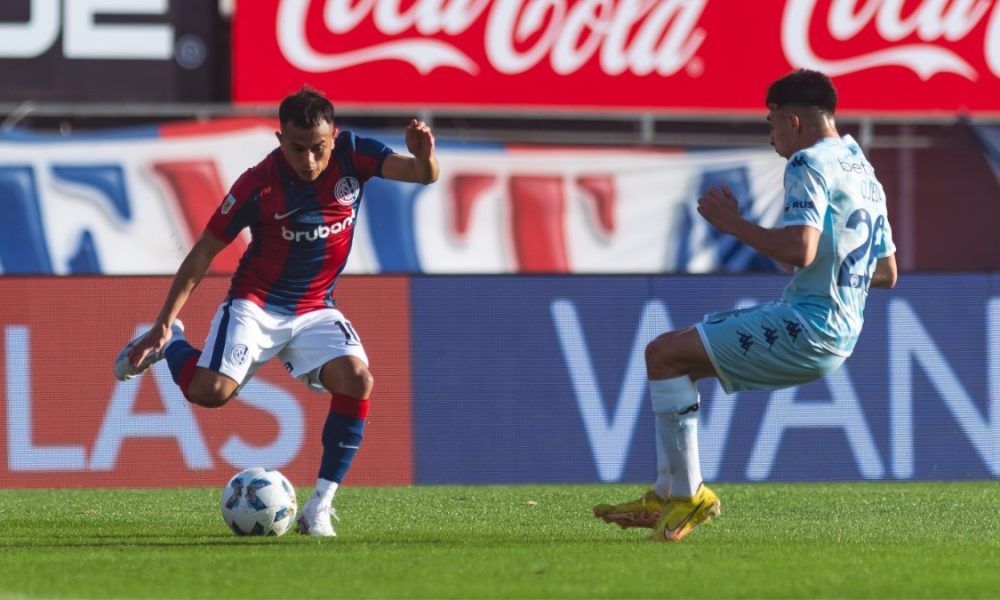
765, 69, 837, 114
278, 85, 335, 129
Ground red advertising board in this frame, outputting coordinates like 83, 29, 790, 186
0, 276, 412, 488
233, 0, 1000, 115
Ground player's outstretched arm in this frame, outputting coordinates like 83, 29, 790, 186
870, 254, 898, 288
697, 185, 820, 267
127, 231, 228, 368
381, 119, 440, 184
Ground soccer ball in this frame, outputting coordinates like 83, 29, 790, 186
220, 467, 298, 536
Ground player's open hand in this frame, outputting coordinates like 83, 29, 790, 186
697, 185, 742, 234
405, 119, 435, 160
127, 322, 173, 369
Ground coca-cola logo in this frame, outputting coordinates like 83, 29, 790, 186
276, 0, 708, 77
782, 0, 1000, 80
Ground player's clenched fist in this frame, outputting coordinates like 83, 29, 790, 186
697, 184, 741, 234
405, 119, 435, 159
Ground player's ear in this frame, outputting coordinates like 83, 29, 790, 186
275, 131, 283, 145
788, 111, 802, 133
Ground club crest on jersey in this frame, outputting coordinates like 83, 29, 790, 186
334, 176, 360, 206
229, 344, 249, 367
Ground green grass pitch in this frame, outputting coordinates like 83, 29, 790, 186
0, 482, 997, 598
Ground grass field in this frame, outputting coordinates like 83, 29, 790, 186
0, 482, 997, 598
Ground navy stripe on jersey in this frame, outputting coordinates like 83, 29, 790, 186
324, 194, 361, 302
221, 191, 261, 241
354, 134, 394, 177
261, 176, 327, 314
209, 299, 233, 371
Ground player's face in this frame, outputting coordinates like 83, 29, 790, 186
277, 120, 336, 182
767, 105, 799, 159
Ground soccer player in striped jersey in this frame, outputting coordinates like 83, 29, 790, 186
594, 70, 897, 542
114, 86, 439, 537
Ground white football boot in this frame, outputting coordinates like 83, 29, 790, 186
113, 320, 185, 381
295, 492, 338, 537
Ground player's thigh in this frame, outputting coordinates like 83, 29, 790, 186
197, 299, 288, 386
696, 302, 845, 393
279, 308, 370, 393
646, 326, 719, 380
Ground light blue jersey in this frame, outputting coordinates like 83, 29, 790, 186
780, 135, 895, 355
695, 135, 894, 393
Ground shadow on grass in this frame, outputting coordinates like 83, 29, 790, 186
1, 531, 645, 549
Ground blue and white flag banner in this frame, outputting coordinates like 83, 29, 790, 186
0, 120, 786, 275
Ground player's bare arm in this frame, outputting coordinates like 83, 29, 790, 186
870, 254, 898, 288
697, 184, 820, 267
381, 119, 440, 184
127, 231, 228, 368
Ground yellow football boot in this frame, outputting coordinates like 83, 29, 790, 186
649, 484, 720, 542
593, 489, 667, 529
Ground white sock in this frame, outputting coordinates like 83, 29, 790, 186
313, 478, 338, 507
661, 409, 702, 498
649, 376, 703, 499
653, 421, 671, 500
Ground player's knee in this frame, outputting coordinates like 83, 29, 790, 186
645, 334, 679, 371
347, 368, 374, 399
323, 361, 374, 399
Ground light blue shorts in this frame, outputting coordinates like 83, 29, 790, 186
694, 302, 846, 394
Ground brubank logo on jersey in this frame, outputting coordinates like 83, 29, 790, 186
335, 177, 361, 206
281, 209, 356, 242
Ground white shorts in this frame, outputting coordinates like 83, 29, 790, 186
196, 299, 369, 393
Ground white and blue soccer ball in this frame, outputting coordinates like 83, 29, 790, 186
220, 467, 298, 536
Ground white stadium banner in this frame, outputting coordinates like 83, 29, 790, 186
0, 120, 786, 275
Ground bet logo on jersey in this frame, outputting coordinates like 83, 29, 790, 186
335, 176, 361, 206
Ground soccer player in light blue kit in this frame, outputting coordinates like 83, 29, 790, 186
594, 69, 898, 542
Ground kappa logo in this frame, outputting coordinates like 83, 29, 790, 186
762, 325, 779, 349
334, 177, 361, 206
783, 319, 802, 342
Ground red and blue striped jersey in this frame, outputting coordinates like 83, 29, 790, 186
206, 130, 394, 315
